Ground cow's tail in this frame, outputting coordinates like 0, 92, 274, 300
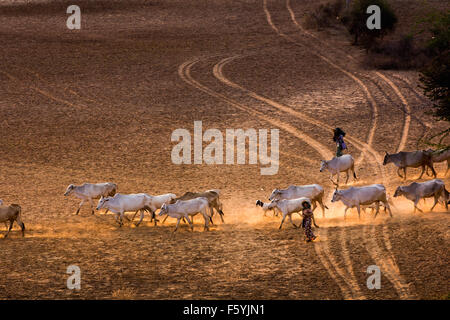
442, 187, 449, 204
351, 160, 357, 180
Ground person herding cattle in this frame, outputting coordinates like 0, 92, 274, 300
333, 127, 347, 157
301, 201, 318, 242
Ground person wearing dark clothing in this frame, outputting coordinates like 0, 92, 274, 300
333, 127, 347, 157
301, 201, 319, 242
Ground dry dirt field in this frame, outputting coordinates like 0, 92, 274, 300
0, 0, 449, 299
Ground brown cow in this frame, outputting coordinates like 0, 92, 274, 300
383, 151, 436, 180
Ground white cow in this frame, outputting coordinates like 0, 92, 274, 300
320, 154, 357, 186
268, 184, 328, 217
64, 182, 117, 215
130, 193, 177, 223
96, 193, 152, 227
267, 197, 315, 229
159, 197, 211, 232
394, 179, 448, 213
331, 184, 392, 219
255, 200, 279, 217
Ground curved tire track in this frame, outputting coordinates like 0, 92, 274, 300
179, 56, 362, 299
263, 0, 414, 299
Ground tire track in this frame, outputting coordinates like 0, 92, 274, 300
285, 0, 411, 153
179, 56, 357, 299
214, 55, 386, 180
179, 58, 333, 160
263, 0, 414, 299
214, 54, 369, 299
0, 70, 86, 111
363, 223, 416, 299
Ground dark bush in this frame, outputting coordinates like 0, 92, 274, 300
303, 0, 344, 30
342, 0, 397, 48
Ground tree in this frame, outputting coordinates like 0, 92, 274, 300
418, 11, 450, 148
342, 0, 397, 48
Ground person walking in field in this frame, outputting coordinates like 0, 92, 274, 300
333, 127, 347, 157
301, 201, 319, 242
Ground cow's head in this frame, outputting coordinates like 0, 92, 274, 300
159, 203, 169, 216
331, 189, 342, 202
383, 152, 391, 165
268, 189, 282, 201
319, 160, 328, 172
64, 184, 75, 196
393, 186, 404, 198
96, 196, 110, 210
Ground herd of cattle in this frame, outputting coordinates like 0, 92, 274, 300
0, 149, 449, 236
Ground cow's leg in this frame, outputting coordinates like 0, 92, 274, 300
311, 201, 317, 212
4, 220, 13, 238
329, 173, 337, 186
344, 206, 349, 220
128, 211, 139, 222
356, 204, 361, 219
397, 167, 403, 179
173, 218, 181, 232
336, 172, 340, 187
162, 214, 169, 224
119, 211, 125, 227
320, 200, 326, 218
279, 213, 287, 229
345, 170, 350, 184
203, 210, 210, 231
403, 167, 407, 180
185, 215, 194, 231
414, 198, 423, 213
152, 211, 158, 226
76, 200, 85, 215
374, 202, 380, 219
135, 209, 145, 226
430, 194, 439, 212
209, 207, 215, 225
428, 163, 437, 178
88, 198, 95, 215
446, 160, 450, 176
419, 165, 426, 179
114, 213, 121, 226
288, 213, 298, 228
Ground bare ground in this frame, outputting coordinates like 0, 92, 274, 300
0, 0, 449, 299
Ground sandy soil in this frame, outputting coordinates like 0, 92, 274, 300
0, 0, 448, 299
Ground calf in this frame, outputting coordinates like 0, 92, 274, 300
269, 184, 328, 217
267, 197, 315, 229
